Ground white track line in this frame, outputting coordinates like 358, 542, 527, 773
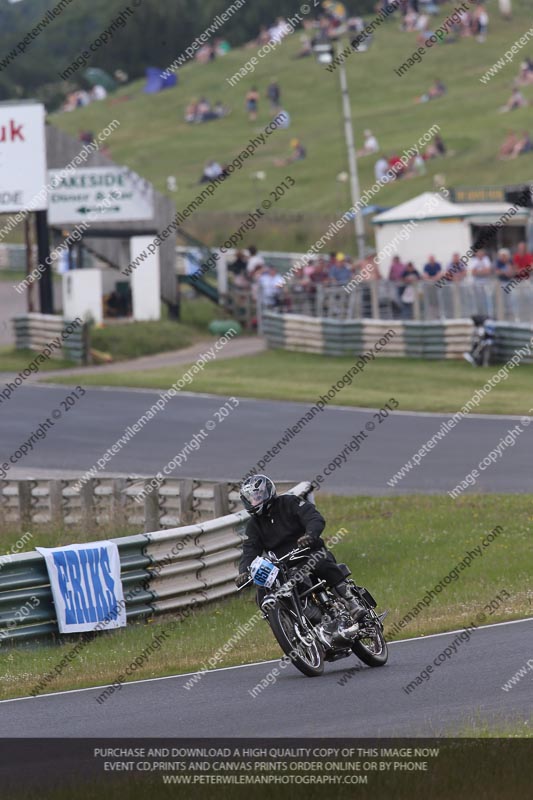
1, 616, 531, 705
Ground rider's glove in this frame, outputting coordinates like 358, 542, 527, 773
297, 534, 314, 549
235, 572, 249, 588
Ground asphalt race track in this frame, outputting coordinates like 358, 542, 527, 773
0, 618, 530, 737
1, 385, 532, 495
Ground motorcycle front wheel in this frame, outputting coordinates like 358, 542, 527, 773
352, 623, 388, 667
267, 603, 324, 677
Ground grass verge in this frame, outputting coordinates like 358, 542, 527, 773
0, 493, 530, 702
0, 347, 76, 373
45, 349, 533, 415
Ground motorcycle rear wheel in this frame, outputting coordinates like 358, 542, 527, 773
267, 604, 324, 677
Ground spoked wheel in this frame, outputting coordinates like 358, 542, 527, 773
267, 603, 324, 677
352, 620, 388, 667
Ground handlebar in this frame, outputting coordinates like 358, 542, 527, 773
236, 545, 310, 590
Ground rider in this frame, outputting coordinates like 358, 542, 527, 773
235, 474, 366, 622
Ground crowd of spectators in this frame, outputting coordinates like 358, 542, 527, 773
185, 97, 230, 123
224, 239, 533, 320
373, 133, 445, 183
192, 38, 231, 65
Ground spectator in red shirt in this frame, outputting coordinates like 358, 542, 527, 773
512, 241, 533, 280
388, 154, 404, 179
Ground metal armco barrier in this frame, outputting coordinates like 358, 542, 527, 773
0, 482, 311, 645
262, 313, 533, 361
262, 313, 473, 359
13, 314, 88, 364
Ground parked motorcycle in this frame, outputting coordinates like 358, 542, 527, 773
238, 546, 388, 677
463, 315, 496, 367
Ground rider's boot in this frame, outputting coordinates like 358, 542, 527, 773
335, 582, 366, 622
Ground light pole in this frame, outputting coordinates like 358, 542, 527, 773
314, 40, 366, 259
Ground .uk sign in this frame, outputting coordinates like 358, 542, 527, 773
0, 102, 47, 213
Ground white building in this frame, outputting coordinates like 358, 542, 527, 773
372, 192, 530, 275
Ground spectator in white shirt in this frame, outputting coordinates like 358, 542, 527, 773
358, 129, 379, 156
469, 249, 493, 281
246, 245, 265, 276
375, 156, 390, 182
259, 266, 284, 307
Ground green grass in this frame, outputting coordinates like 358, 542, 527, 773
90, 319, 197, 361
45, 349, 533, 415
89, 298, 233, 360
0, 347, 76, 373
1, 493, 530, 702
34, 1, 533, 252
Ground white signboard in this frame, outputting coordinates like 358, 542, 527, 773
37, 541, 126, 634
48, 166, 154, 225
0, 102, 47, 213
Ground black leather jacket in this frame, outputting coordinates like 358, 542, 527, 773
239, 494, 326, 573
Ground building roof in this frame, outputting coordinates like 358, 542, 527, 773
372, 192, 529, 226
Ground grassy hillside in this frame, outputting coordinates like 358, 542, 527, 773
48, 0, 533, 251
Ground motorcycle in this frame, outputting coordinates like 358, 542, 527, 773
238, 546, 388, 677
463, 315, 495, 367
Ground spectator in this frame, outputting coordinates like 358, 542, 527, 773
388, 255, 407, 282
470, 249, 493, 280
388, 154, 405, 179
518, 57, 533, 85
423, 254, 443, 281
509, 130, 533, 158
259, 266, 284, 308
246, 87, 260, 121
425, 133, 446, 159
214, 101, 230, 118
400, 261, 421, 319
215, 38, 231, 55
274, 139, 306, 166
498, 0, 512, 21
512, 241, 533, 279
470, 248, 494, 316
445, 252, 467, 282
388, 255, 406, 304
246, 245, 265, 276
267, 80, 281, 110
417, 79, 446, 103
499, 86, 527, 112
200, 160, 223, 183
473, 4, 489, 42
269, 17, 290, 44
310, 258, 330, 285
357, 129, 379, 156
330, 254, 352, 285
91, 85, 107, 101
498, 130, 519, 159
229, 250, 249, 284
79, 130, 94, 145
494, 248, 513, 282
375, 156, 390, 182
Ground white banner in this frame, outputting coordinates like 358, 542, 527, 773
37, 541, 126, 633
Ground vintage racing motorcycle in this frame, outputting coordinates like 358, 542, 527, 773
238, 545, 388, 677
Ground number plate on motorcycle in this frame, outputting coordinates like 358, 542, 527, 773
250, 557, 279, 588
